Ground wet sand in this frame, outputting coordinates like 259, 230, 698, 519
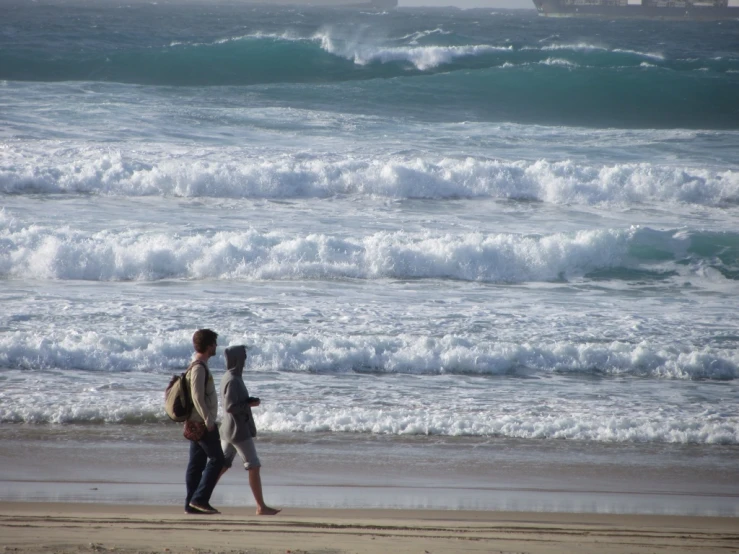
1, 424, 738, 552
2, 424, 738, 515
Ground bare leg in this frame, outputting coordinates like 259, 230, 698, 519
248, 467, 280, 515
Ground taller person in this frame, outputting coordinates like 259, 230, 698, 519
184, 328, 225, 515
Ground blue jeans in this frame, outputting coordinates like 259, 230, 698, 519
185, 425, 225, 509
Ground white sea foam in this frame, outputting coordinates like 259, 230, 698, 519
244, 31, 305, 42
532, 44, 664, 62
2, 8, 737, 452
315, 31, 512, 70
166, 31, 305, 49
399, 28, 452, 44
1, 364, 736, 443
2, 146, 737, 206
2, 265, 737, 439
531, 42, 608, 53
612, 48, 665, 61
540, 58, 578, 68
1, 300, 737, 378
191, 29, 509, 70
255, 401, 739, 443
2, 398, 736, 445
0, 215, 641, 282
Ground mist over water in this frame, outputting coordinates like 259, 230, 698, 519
1, 0, 738, 446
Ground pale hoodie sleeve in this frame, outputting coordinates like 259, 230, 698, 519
190, 363, 215, 428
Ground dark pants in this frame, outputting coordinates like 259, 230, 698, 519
185, 425, 225, 509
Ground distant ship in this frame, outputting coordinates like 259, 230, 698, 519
532, 0, 739, 19
243, 0, 397, 6
329, 0, 397, 6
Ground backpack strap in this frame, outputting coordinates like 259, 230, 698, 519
186, 360, 210, 388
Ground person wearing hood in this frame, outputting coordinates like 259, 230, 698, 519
219, 345, 280, 516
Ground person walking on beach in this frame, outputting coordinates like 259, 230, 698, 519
184, 328, 226, 515
219, 345, 280, 515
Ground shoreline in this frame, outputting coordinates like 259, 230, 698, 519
2, 502, 738, 554
1, 424, 738, 516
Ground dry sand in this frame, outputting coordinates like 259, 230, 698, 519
2, 502, 738, 554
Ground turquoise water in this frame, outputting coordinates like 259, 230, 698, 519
2, 1, 738, 127
0, 0, 738, 446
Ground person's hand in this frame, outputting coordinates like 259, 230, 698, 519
249, 399, 261, 407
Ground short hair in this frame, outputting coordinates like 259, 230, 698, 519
192, 329, 218, 353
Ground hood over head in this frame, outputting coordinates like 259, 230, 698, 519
224, 345, 247, 376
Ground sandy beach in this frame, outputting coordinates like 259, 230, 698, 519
1, 424, 738, 553
3, 2, 739, 553
2, 502, 738, 554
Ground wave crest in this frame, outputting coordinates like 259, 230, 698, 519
3, 148, 737, 206
315, 31, 512, 70
2, 217, 737, 285
0, 330, 736, 381
0, 216, 638, 282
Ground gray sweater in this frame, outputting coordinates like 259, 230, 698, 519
220, 345, 257, 442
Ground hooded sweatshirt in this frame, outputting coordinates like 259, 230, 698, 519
220, 345, 257, 442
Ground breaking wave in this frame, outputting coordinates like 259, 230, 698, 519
2, 148, 737, 206
2, 6, 737, 129
1, 215, 737, 284
0, 328, 736, 381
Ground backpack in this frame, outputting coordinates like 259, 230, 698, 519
164, 361, 207, 422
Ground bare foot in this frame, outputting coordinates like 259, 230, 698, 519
256, 506, 281, 516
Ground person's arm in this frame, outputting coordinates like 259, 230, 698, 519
190, 363, 215, 430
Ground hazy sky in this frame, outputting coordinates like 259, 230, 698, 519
400, 0, 535, 9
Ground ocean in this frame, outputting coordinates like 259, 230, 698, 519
1, 0, 738, 512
